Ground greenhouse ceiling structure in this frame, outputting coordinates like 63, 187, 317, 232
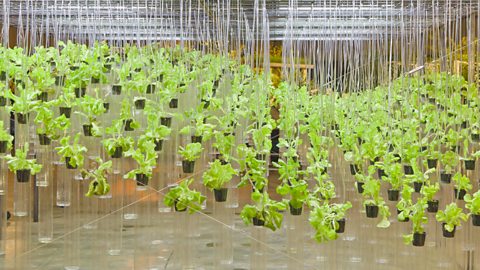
2, 0, 477, 41
1, 0, 480, 270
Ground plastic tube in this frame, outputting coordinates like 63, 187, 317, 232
64, 170, 81, 270
250, 226, 266, 269
107, 160, 123, 256
0, 158, 7, 255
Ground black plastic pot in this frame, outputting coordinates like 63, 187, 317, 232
182, 160, 195, 173
83, 124, 93, 137
111, 147, 123, 158
37, 92, 48, 102
0, 71, 5, 81
451, 145, 459, 152
136, 173, 149, 187
427, 159, 438, 169
442, 223, 456, 238
91, 77, 100, 84
65, 157, 78, 169
16, 113, 29, 124
387, 189, 399, 201
369, 157, 380, 166
154, 139, 163, 151
0, 97, 6, 107
461, 121, 468, 129
335, 218, 346, 233
103, 103, 110, 113
256, 154, 267, 161
169, 98, 178, 109
134, 99, 146, 110
440, 173, 452, 184
356, 182, 365, 194
350, 164, 359, 175
16, 169, 31, 183
472, 214, 480, 226
74, 87, 86, 98
365, 204, 379, 218
472, 134, 480, 142
55, 76, 63, 86
38, 134, 51, 146
59, 107, 72, 118
289, 203, 303, 216
202, 99, 210, 109
0, 141, 7, 153
377, 169, 386, 179
112, 85, 122, 95
413, 182, 424, 193
454, 188, 467, 200
464, 159, 476, 170
124, 119, 134, 131
214, 188, 228, 202
252, 217, 265, 226
174, 200, 186, 212
161, 117, 172, 128
191, 136, 203, 144
404, 165, 414, 175
146, 84, 156, 94
396, 208, 410, 222
427, 200, 439, 213
413, 232, 426, 247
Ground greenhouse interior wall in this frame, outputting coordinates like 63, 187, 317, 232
1, 0, 480, 269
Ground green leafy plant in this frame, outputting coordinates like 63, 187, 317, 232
362, 177, 391, 228
103, 120, 134, 157
124, 138, 158, 179
344, 148, 363, 167
119, 99, 140, 130
75, 91, 106, 136
276, 179, 309, 209
436, 203, 468, 232
240, 191, 286, 231
274, 157, 303, 185
178, 142, 203, 161
380, 162, 403, 191
53, 91, 76, 109
308, 201, 352, 243
4, 144, 42, 173
212, 132, 235, 162
180, 109, 215, 140
396, 184, 414, 221
0, 121, 13, 149
55, 133, 88, 168
441, 150, 458, 174
465, 191, 480, 215
84, 158, 112, 197
452, 172, 472, 192
5, 84, 40, 114
202, 160, 237, 190
144, 117, 171, 142
34, 104, 71, 140
403, 199, 428, 245
421, 182, 440, 201
164, 178, 206, 213
250, 120, 275, 155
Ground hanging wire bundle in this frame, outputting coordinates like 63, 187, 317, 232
0, 0, 479, 269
